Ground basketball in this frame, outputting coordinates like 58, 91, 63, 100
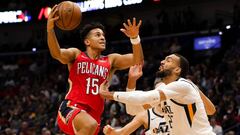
55, 1, 82, 31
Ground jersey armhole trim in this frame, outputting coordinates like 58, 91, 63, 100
152, 108, 164, 118
146, 109, 150, 131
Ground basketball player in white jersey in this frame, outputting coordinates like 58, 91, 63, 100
103, 65, 171, 135
100, 54, 216, 135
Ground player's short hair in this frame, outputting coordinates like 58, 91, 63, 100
80, 23, 106, 45
174, 53, 189, 78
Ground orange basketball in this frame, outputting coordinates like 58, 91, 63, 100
55, 1, 82, 30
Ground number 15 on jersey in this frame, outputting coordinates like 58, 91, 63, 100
86, 77, 99, 95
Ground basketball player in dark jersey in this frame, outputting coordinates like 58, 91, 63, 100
47, 5, 144, 135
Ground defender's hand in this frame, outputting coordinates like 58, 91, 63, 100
47, 5, 59, 32
128, 64, 143, 81
120, 18, 142, 38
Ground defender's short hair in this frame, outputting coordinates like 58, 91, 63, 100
174, 53, 189, 78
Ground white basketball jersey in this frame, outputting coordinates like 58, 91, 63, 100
159, 78, 216, 135
145, 108, 171, 135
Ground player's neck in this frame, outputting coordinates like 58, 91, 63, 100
162, 75, 179, 84
86, 49, 101, 59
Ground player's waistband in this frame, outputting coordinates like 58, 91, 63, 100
61, 99, 104, 115
61, 99, 90, 110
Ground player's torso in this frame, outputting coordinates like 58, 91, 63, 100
145, 108, 171, 135
161, 79, 215, 135
65, 52, 111, 114
162, 100, 215, 135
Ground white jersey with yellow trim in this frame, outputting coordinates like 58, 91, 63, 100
145, 108, 171, 135
157, 78, 215, 135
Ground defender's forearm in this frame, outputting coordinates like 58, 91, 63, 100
131, 36, 144, 65
113, 90, 160, 105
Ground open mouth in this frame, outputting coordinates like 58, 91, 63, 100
159, 65, 164, 71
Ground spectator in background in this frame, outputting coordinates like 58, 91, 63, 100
41, 127, 51, 135
210, 117, 223, 135
169, 38, 181, 53
4, 128, 15, 135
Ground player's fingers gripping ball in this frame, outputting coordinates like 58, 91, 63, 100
55, 1, 82, 30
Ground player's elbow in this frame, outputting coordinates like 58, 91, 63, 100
209, 109, 216, 115
49, 51, 60, 59
50, 54, 69, 64
51, 54, 59, 60
206, 106, 216, 115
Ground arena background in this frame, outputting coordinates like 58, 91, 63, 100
0, 0, 239, 134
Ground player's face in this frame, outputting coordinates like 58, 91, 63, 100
85, 28, 106, 51
157, 54, 181, 78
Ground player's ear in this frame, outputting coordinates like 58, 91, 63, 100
175, 67, 181, 75
84, 39, 90, 46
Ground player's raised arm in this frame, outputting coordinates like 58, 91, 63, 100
198, 90, 216, 115
47, 5, 78, 64
125, 65, 152, 115
127, 64, 143, 89
109, 18, 144, 70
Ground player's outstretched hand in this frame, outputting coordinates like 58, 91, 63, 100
128, 64, 143, 81
120, 17, 142, 38
47, 5, 59, 32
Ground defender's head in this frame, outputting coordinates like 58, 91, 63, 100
157, 53, 189, 78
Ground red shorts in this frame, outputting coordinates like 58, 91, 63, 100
57, 100, 101, 135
